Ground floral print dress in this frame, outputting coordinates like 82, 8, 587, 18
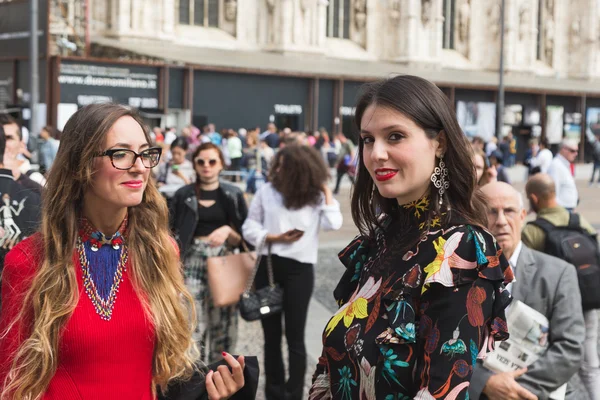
309, 196, 514, 400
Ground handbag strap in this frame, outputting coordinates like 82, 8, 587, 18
242, 235, 275, 295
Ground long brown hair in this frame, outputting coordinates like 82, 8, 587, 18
269, 145, 329, 209
2, 104, 198, 399
352, 75, 488, 238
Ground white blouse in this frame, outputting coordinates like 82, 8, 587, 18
242, 183, 343, 265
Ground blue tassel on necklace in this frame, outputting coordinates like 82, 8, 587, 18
83, 240, 123, 303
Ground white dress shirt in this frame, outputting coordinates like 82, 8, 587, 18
530, 148, 553, 173
242, 183, 343, 265
547, 154, 578, 209
505, 241, 522, 295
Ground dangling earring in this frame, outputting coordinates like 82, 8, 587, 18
431, 156, 450, 206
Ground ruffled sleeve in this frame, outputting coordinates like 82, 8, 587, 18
309, 235, 372, 400
412, 225, 514, 399
333, 235, 372, 306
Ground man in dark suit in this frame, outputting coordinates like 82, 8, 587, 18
469, 181, 585, 400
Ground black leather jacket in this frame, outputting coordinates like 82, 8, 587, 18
169, 181, 248, 257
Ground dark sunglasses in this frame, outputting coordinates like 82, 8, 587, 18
196, 158, 218, 167
566, 147, 579, 153
96, 147, 162, 170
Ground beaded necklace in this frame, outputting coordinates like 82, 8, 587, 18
78, 217, 129, 321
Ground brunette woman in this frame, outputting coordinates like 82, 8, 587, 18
170, 142, 247, 363
0, 104, 244, 400
309, 76, 514, 400
243, 145, 343, 400
473, 150, 498, 187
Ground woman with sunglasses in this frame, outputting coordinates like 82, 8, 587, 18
170, 142, 248, 363
0, 104, 245, 399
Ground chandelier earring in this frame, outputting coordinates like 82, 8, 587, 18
430, 155, 449, 206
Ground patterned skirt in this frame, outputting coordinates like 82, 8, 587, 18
183, 239, 239, 363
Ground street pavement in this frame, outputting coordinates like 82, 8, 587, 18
233, 168, 600, 400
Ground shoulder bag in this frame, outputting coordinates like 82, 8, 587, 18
239, 235, 283, 321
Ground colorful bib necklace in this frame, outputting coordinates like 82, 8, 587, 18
77, 217, 129, 321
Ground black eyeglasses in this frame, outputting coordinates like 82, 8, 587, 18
195, 158, 218, 167
97, 147, 162, 170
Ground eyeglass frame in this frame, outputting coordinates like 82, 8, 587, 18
96, 147, 163, 170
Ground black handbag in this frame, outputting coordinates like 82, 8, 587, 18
239, 237, 283, 321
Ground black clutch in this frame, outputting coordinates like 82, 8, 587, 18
158, 356, 260, 400
239, 239, 284, 322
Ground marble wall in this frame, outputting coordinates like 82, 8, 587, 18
88, 0, 600, 79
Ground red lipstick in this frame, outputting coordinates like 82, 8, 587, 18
374, 168, 398, 182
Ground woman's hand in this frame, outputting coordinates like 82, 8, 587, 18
266, 229, 304, 244
207, 226, 232, 247
205, 353, 246, 400
322, 184, 334, 205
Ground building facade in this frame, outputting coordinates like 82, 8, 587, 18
2, 0, 600, 161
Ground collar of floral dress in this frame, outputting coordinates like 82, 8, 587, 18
399, 194, 441, 232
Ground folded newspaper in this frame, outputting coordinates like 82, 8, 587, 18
483, 300, 567, 400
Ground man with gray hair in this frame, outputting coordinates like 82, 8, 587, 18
469, 181, 585, 400
523, 173, 600, 400
547, 139, 579, 211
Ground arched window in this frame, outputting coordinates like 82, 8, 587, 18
179, 0, 219, 27
326, 0, 351, 39
442, 0, 456, 49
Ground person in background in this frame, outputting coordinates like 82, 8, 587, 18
470, 181, 584, 400
0, 121, 41, 277
471, 136, 485, 153
332, 132, 355, 195
153, 127, 165, 144
0, 104, 244, 400
221, 129, 231, 168
489, 150, 510, 184
523, 138, 538, 175
486, 136, 498, 157
588, 131, 600, 187
473, 150, 497, 187
260, 123, 279, 148
170, 142, 247, 363
523, 174, 600, 400
238, 128, 248, 148
548, 139, 579, 211
507, 132, 517, 167
182, 125, 201, 153
259, 138, 275, 166
164, 127, 178, 146
39, 125, 61, 173
0, 114, 45, 193
529, 137, 553, 175
227, 129, 243, 182
157, 137, 196, 198
207, 123, 222, 146
265, 125, 281, 149
243, 145, 343, 400
307, 131, 318, 147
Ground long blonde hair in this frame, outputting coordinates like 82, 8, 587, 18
2, 104, 199, 399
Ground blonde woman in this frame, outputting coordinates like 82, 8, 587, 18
0, 104, 244, 400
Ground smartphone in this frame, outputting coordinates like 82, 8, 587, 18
291, 228, 305, 235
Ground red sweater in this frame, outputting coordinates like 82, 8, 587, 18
0, 235, 156, 399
